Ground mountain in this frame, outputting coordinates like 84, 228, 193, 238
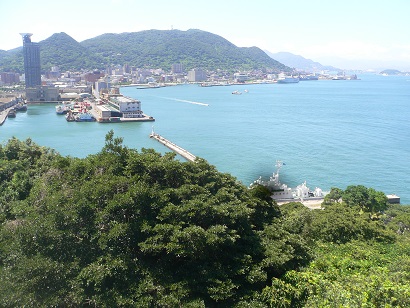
0, 33, 103, 72
39, 32, 103, 70
0, 30, 290, 73
265, 51, 340, 72
0, 50, 8, 59
80, 29, 290, 72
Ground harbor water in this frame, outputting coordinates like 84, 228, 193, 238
1, 74, 409, 203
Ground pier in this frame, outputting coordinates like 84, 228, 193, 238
149, 131, 196, 162
0, 104, 18, 126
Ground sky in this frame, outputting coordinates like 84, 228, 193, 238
1, 0, 410, 71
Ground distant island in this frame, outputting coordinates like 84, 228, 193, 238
379, 69, 409, 76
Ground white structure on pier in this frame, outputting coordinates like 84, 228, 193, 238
108, 95, 143, 118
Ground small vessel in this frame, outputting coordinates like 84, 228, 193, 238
277, 77, 300, 84
56, 104, 71, 115
65, 112, 76, 122
232, 90, 242, 95
7, 109, 16, 118
75, 112, 96, 122
14, 103, 28, 112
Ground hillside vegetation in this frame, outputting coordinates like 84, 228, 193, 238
0, 30, 290, 73
1, 133, 410, 307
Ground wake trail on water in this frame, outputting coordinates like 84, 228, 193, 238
154, 96, 209, 106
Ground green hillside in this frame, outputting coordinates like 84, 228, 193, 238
81, 29, 289, 72
1, 134, 410, 306
0, 30, 290, 73
39, 32, 104, 71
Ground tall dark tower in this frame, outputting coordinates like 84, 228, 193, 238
20, 33, 41, 88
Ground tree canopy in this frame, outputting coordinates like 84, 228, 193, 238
0, 133, 409, 307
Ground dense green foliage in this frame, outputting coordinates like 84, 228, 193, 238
39, 33, 104, 71
0, 30, 290, 73
1, 134, 410, 307
81, 29, 289, 72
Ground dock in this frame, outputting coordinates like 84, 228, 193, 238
0, 105, 17, 126
150, 132, 196, 162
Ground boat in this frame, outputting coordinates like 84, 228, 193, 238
232, 90, 242, 95
14, 103, 28, 112
75, 112, 96, 122
65, 112, 76, 122
277, 77, 300, 84
299, 75, 319, 81
250, 160, 325, 201
55, 104, 71, 115
7, 109, 16, 118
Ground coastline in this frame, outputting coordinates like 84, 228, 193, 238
0, 106, 17, 126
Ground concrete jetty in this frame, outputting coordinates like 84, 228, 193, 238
0, 105, 17, 126
150, 132, 196, 162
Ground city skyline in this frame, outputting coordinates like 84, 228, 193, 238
1, 0, 410, 71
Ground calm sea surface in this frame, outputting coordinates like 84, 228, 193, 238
1, 74, 410, 203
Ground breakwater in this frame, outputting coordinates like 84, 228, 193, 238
149, 132, 196, 162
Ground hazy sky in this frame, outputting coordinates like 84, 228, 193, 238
1, 0, 409, 70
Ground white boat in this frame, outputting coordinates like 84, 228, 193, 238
277, 77, 300, 84
232, 90, 242, 95
55, 103, 72, 115
250, 160, 325, 201
75, 112, 96, 122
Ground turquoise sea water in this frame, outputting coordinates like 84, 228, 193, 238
1, 74, 410, 203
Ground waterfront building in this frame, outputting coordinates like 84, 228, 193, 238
25, 86, 59, 102
20, 33, 41, 88
187, 68, 207, 82
234, 73, 249, 83
94, 105, 112, 121
107, 95, 143, 118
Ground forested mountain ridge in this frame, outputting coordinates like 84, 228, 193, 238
80, 29, 289, 72
1, 133, 410, 306
40, 32, 104, 71
0, 30, 290, 72
0, 32, 102, 72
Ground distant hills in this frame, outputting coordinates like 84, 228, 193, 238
0, 30, 290, 73
265, 51, 340, 72
379, 69, 408, 75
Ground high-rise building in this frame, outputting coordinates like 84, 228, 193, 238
20, 33, 41, 88
187, 68, 207, 82
171, 63, 184, 74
